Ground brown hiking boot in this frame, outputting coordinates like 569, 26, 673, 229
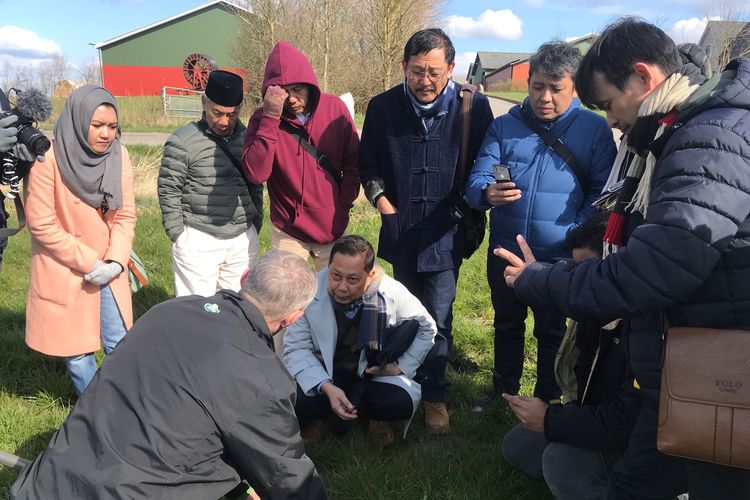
367, 419, 395, 446
300, 419, 324, 445
423, 401, 449, 434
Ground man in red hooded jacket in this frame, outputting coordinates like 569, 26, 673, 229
243, 41, 360, 270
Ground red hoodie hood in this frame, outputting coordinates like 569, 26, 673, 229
262, 41, 320, 105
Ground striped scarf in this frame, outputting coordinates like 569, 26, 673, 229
601, 72, 698, 255
330, 264, 388, 351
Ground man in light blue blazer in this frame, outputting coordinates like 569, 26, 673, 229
284, 235, 437, 446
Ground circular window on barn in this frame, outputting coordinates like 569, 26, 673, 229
182, 53, 219, 90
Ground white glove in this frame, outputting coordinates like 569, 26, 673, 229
84, 260, 123, 286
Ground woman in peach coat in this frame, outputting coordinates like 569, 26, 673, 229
25, 85, 136, 395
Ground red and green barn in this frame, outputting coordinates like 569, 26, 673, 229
94, 0, 247, 96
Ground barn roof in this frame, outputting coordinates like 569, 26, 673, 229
93, 0, 250, 49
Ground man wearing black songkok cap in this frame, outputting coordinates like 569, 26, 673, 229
158, 70, 264, 297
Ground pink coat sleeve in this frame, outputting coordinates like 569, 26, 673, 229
103, 145, 136, 268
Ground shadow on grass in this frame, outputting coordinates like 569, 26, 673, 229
0, 309, 74, 402
0, 427, 56, 491
131, 285, 172, 321
0, 284, 171, 401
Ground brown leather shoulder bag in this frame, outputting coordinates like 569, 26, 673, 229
657, 326, 750, 469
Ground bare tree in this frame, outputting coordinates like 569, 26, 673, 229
230, 0, 445, 111
702, 0, 750, 70
76, 57, 102, 85
2, 62, 35, 94
356, 0, 445, 92
36, 53, 69, 96
229, 0, 291, 105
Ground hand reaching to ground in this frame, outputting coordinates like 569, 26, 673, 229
320, 382, 358, 420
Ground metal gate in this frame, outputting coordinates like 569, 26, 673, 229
162, 86, 204, 118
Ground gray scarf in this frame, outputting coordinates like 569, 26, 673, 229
53, 85, 122, 210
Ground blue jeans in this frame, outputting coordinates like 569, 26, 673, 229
66, 285, 126, 395
487, 248, 566, 402
393, 266, 458, 403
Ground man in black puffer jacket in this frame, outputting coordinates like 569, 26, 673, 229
497, 18, 750, 500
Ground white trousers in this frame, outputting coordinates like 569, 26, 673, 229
172, 225, 259, 297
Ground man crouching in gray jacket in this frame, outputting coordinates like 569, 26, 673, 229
11, 251, 327, 500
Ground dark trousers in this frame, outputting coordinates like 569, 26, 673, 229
607, 396, 750, 500
392, 265, 458, 403
487, 248, 565, 402
295, 373, 412, 435
0, 194, 7, 272
502, 423, 621, 499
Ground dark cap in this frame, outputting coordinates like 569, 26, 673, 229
205, 70, 243, 106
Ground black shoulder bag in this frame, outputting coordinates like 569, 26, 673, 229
197, 121, 255, 194
279, 120, 341, 186
520, 104, 587, 191
456, 84, 487, 259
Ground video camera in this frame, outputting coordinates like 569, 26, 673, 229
0, 88, 53, 199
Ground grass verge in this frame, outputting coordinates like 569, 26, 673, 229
0, 145, 550, 499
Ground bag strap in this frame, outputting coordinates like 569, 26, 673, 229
520, 104, 587, 191
127, 257, 148, 286
456, 84, 476, 194
0, 195, 25, 239
197, 121, 255, 193
279, 120, 342, 186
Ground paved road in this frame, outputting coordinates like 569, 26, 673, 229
45, 97, 618, 145
42, 129, 171, 147
487, 94, 516, 118
485, 95, 622, 142
120, 132, 171, 146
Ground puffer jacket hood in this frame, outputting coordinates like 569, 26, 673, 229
679, 58, 750, 120
261, 40, 320, 111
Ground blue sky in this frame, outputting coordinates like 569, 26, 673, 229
0, 0, 731, 79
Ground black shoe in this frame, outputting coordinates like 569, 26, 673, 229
471, 389, 504, 413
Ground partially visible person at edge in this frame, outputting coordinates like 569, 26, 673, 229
242, 40, 360, 271
502, 212, 641, 499
0, 88, 36, 271
11, 251, 327, 500
284, 235, 437, 446
465, 40, 616, 412
497, 18, 750, 499
159, 70, 263, 297
357, 28, 493, 434
23, 85, 136, 395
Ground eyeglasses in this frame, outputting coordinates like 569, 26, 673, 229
406, 67, 449, 84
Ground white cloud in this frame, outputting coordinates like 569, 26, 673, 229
453, 51, 477, 79
666, 17, 711, 44
523, 0, 544, 7
445, 10, 523, 40
0, 26, 62, 59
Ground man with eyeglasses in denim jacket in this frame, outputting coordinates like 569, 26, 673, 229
357, 28, 493, 434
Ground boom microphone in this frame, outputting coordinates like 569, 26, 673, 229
14, 88, 53, 122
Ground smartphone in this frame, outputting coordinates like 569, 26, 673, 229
493, 164, 512, 183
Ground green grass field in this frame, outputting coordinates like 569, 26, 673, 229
0, 145, 551, 499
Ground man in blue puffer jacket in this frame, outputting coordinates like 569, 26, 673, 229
466, 41, 615, 408
498, 18, 750, 499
